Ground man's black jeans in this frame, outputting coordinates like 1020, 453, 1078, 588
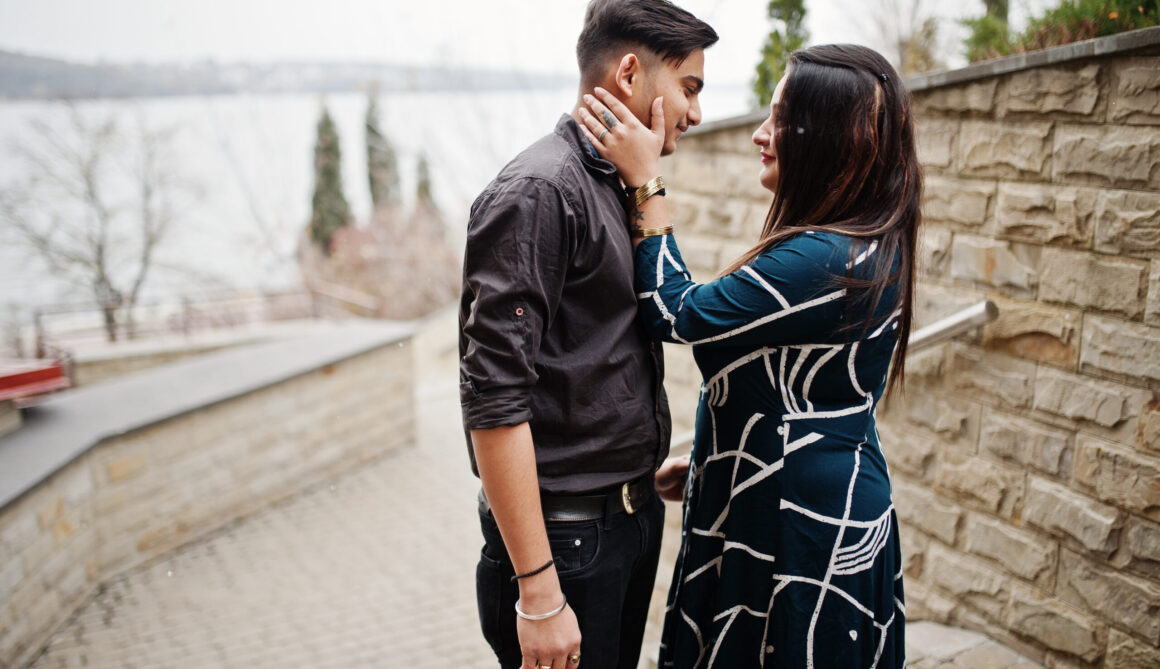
476, 492, 666, 669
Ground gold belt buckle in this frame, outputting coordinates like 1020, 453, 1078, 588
621, 482, 637, 515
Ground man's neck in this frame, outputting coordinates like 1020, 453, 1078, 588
572, 79, 635, 125
569, 101, 585, 126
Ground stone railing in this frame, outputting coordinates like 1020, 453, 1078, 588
650, 27, 1160, 668
0, 320, 416, 668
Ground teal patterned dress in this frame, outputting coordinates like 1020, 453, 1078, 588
638, 230, 906, 669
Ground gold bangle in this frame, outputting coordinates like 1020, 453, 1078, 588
626, 176, 665, 210
629, 225, 673, 238
634, 177, 665, 209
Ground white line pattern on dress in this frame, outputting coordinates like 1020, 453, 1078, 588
653, 239, 903, 668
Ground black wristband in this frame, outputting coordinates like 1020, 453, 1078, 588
511, 558, 556, 582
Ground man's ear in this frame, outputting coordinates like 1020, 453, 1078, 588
613, 53, 640, 98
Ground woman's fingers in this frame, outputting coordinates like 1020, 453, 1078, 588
579, 90, 662, 184
584, 90, 636, 139
576, 107, 608, 142
583, 88, 662, 136
575, 109, 608, 153
582, 94, 622, 137
650, 96, 665, 136
593, 86, 636, 128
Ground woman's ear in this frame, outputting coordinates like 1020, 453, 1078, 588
614, 53, 640, 98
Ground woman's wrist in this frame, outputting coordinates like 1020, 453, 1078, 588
623, 173, 662, 191
624, 176, 665, 210
629, 225, 673, 239
517, 568, 562, 606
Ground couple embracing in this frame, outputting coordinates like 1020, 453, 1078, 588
458, 1, 919, 668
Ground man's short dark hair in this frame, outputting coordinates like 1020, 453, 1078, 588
576, 0, 718, 83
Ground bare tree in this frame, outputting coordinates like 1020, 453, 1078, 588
872, 0, 947, 75
0, 103, 191, 342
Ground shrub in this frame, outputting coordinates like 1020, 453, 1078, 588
964, 0, 1160, 62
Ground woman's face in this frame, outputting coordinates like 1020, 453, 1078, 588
752, 75, 788, 194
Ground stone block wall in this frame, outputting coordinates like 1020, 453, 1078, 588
0, 338, 414, 668
0, 403, 18, 439
74, 346, 232, 387
656, 118, 776, 436
651, 29, 1160, 668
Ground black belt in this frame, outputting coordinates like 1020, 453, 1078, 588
478, 474, 655, 522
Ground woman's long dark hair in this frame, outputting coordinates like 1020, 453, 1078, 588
723, 44, 922, 395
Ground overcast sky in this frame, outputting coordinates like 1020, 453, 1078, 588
0, 0, 1055, 85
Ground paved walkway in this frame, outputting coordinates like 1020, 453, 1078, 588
26, 315, 1044, 668
29, 318, 491, 669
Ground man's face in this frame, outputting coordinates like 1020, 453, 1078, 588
637, 48, 705, 156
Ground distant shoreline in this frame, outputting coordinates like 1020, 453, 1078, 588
0, 49, 578, 101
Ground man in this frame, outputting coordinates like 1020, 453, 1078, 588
459, 2, 717, 668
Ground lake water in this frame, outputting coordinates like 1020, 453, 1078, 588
0, 83, 753, 327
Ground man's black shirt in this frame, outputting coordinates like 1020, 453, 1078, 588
459, 114, 671, 494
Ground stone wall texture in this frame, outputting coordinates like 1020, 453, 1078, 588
0, 339, 415, 668
654, 32, 1160, 669
74, 346, 234, 387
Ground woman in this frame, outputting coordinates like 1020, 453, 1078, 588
578, 44, 917, 668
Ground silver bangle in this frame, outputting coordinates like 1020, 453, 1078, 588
515, 595, 568, 621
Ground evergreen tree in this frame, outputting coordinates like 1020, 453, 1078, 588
416, 153, 434, 207
308, 104, 351, 254
963, 0, 1011, 61
753, 0, 809, 108
410, 152, 446, 243
365, 84, 400, 211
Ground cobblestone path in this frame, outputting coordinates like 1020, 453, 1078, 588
29, 320, 492, 668
26, 314, 1044, 668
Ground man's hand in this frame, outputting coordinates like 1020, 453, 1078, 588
656, 454, 690, 502
517, 596, 582, 669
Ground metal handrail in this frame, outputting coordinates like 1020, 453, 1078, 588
908, 300, 998, 354
665, 300, 999, 453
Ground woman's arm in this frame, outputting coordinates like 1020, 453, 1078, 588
634, 232, 866, 347
579, 90, 881, 350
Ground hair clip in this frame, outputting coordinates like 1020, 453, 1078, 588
879, 73, 889, 83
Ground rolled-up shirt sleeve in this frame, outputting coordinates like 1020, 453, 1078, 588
460, 176, 571, 429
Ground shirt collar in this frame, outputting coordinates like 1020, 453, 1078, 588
555, 114, 618, 178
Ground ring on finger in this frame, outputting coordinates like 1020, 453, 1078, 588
601, 109, 619, 128
598, 129, 608, 142
569, 653, 581, 665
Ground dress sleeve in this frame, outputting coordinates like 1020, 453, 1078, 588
633, 231, 861, 348
460, 177, 571, 429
